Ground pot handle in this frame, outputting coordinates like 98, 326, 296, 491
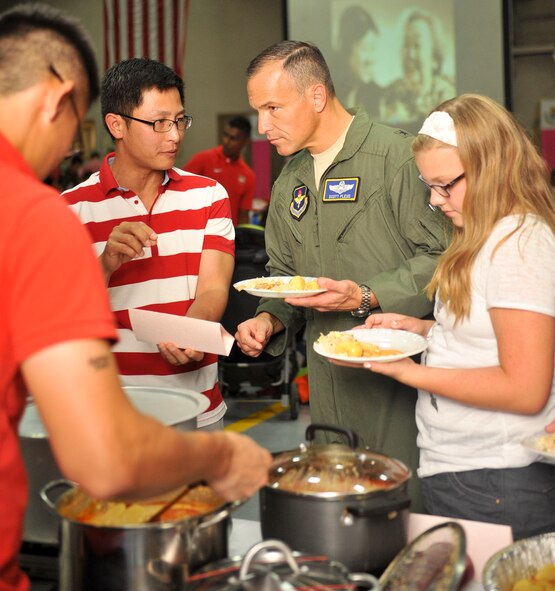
39, 479, 76, 515
348, 572, 381, 590
196, 498, 243, 531
343, 497, 411, 522
238, 539, 300, 580
305, 423, 359, 448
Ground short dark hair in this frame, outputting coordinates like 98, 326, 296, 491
228, 116, 251, 137
0, 3, 98, 105
101, 57, 184, 138
247, 40, 335, 97
338, 6, 378, 58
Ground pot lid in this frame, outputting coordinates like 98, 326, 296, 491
379, 522, 467, 591
267, 424, 411, 498
187, 539, 380, 590
18, 386, 209, 438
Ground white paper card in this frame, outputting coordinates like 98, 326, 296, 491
129, 309, 235, 356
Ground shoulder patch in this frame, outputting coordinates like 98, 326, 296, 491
290, 185, 309, 220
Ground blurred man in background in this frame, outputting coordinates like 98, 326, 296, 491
185, 116, 255, 225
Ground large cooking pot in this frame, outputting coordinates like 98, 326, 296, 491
187, 539, 380, 590
19, 386, 209, 546
41, 479, 242, 591
260, 424, 411, 574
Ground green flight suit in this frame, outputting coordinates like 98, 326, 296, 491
257, 109, 450, 511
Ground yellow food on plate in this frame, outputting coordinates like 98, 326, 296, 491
237, 276, 321, 292
511, 564, 555, 591
538, 433, 555, 453
317, 331, 402, 358
287, 275, 305, 290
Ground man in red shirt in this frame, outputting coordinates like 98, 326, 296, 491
0, 6, 270, 590
184, 116, 256, 225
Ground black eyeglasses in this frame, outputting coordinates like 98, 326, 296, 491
418, 172, 465, 198
116, 113, 193, 133
48, 64, 84, 159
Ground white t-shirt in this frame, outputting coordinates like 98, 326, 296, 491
312, 117, 354, 189
417, 214, 555, 477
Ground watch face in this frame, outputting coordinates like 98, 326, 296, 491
351, 309, 369, 318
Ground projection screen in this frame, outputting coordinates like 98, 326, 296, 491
286, 0, 507, 134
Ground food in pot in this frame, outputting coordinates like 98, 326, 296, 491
511, 564, 555, 591
57, 484, 224, 526
317, 331, 402, 358
237, 275, 320, 292
538, 433, 555, 453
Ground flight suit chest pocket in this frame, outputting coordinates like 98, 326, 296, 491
327, 183, 380, 243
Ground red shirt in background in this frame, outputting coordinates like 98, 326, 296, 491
184, 145, 255, 225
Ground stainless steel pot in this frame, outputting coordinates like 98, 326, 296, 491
187, 539, 381, 590
41, 479, 241, 591
18, 386, 209, 546
260, 424, 411, 575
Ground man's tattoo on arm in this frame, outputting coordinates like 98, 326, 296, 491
89, 355, 110, 370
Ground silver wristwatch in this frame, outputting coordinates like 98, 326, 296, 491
350, 284, 372, 318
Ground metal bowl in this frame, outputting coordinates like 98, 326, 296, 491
482, 532, 555, 591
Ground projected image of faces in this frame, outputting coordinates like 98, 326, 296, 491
380, 9, 455, 123
330, 1, 456, 126
335, 5, 383, 117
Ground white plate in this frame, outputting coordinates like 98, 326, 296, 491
522, 433, 555, 463
313, 328, 429, 364
234, 276, 327, 298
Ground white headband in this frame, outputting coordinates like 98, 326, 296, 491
418, 111, 458, 147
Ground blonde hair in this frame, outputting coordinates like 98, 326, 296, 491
412, 93, 555, 321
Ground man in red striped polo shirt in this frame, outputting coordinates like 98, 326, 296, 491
64, 58, 234, 429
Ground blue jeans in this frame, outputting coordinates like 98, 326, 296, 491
421, 463, 555, 540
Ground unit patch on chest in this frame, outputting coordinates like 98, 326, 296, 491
322, 177, 359, 202
290, 185, 309, 220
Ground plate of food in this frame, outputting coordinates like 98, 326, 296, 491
522, 432, 555, 463
313, 328, 428, 364
234, 275, 327, 298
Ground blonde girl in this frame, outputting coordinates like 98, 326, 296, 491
359, 94, 555, 539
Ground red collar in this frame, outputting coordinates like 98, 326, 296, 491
0, 131, 40, 180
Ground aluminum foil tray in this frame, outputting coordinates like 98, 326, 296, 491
482, 532, 555, 591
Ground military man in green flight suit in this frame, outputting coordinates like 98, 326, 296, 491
235, 40, 450, 510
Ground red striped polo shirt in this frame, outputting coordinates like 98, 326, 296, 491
63, 155, 234, 426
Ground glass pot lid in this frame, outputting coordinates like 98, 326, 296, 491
267, 424, 411, 498
187, 539, 380, 591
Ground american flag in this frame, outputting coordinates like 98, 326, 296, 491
103, 0, 189, 76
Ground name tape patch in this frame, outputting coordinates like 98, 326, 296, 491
322, 177, 359, 202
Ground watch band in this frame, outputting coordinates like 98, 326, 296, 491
350, 284, 372, 318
